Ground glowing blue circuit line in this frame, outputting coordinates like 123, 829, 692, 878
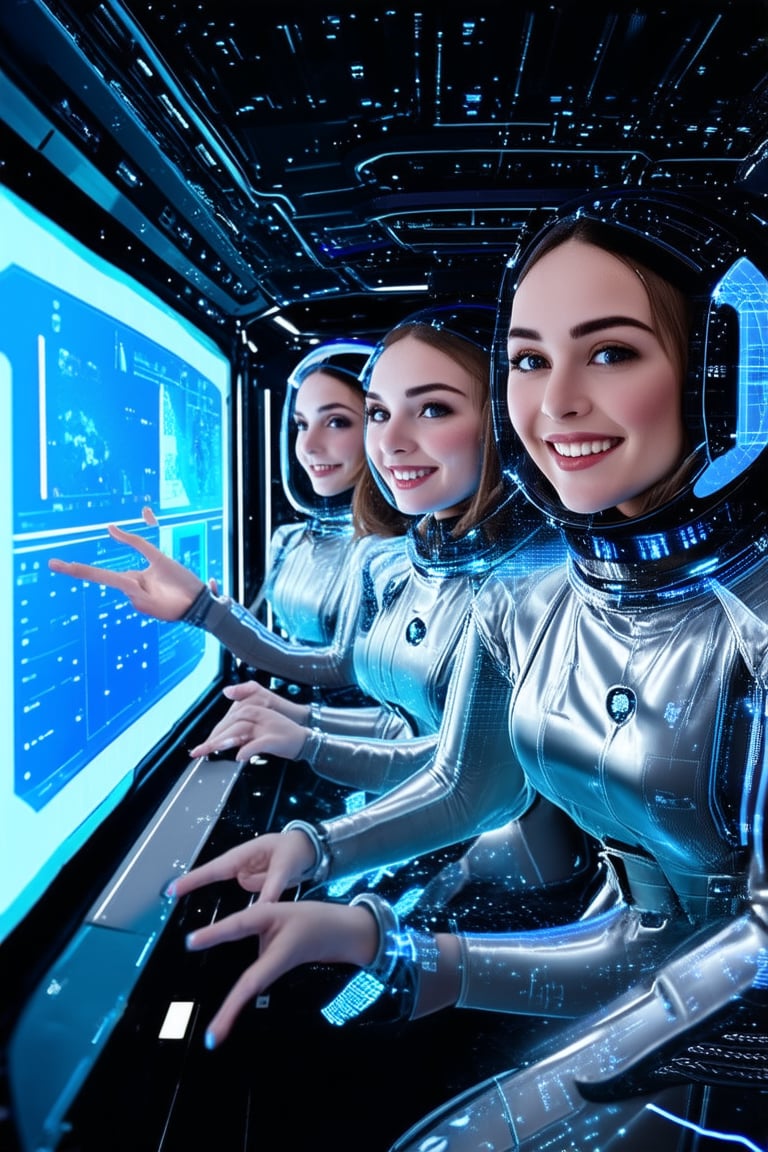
695, 257, 768, 498
754, 696, 768, 880
645, 1102, 766, 1152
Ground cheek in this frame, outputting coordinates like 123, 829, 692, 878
621, 378, 683, 445
341, 427, 364, 464
506, 382, 536, 445
364, 428, 384, 468
435, 424, 483, 469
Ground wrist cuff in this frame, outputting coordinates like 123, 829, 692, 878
299, 726, 325, 768
350, 893, 439, 1000
281, 819, 332, 884
182, 585, 217, 626
350, 893, 402, 982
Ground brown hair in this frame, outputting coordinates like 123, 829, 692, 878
352, 320, 504, 538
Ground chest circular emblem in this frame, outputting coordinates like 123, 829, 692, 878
405, 617, 427, 645
606, 685, 636, 726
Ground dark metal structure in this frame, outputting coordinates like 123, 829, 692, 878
1, 1, 766, 346
0, 4, 767, 1150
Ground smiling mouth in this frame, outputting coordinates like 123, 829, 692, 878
550, 438, 621, 458
308, 463, 341, 473
390, 467, 436, 482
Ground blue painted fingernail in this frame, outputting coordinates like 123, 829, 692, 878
204, 1030, 216, 1051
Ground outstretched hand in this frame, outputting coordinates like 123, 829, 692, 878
47, 505, 206, 621
189, 698, 309, 761
168, 828, 318, 907
183, 898, 377, 1046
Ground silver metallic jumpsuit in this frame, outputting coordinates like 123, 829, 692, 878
288, 191, 768, 1148
305, 502, 768, 1151
296, 500, 566, 794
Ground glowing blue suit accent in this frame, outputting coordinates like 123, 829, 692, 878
695, 257, 768, 497
300, 192, 768, 1148
298, 499, 566, 793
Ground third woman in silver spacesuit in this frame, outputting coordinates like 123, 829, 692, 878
192, 304, 584, 916
170, 186, 768, 1149
47, 342, 406, 708
48, 340, 416, 709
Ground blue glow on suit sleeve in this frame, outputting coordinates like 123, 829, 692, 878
320, 886, 426, 1025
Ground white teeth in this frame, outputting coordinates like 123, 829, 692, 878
392, 467, 433, 480
310, 464, 338, 472
552, 439, 616, 458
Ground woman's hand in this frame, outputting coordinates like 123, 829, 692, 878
189, 702, 309, 761
184, 899, 378, 1047
168, 828, 317, 906
218, 679, 311, 724
47, 506, 206, 621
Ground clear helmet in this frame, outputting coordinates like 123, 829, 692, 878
361, 301, 498, 514
280, 340, 374, 524
490, 186, 768, 578
361, 302, 546, 577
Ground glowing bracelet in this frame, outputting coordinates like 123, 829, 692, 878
351, 893, 440, 984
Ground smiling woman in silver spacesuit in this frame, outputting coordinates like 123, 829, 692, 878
170, 187, 768, 1149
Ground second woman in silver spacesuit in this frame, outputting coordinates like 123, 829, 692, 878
191, 304, 587, 919
190, 305, 564, 794
170, 187, 768, 1149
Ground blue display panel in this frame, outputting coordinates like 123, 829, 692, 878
0, 185, 231, 943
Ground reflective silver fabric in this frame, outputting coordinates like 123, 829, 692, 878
200, 530, 406, 687
316, 549, 768, 1145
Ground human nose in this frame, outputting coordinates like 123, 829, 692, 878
539, 364, 591, 421
375, 412, 413, 457
300, 424, 323, 454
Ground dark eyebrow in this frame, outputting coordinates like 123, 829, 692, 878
367, 382, 467, 402
294, 401, 360, 419
571, 315, 655, 339
508, 315, 655, 341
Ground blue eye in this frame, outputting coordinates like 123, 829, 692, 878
421, 401, 452, 418
592, 345, 638, 366
508, 351, 547, 372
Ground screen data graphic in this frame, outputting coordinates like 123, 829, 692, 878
1, 185, 231, 942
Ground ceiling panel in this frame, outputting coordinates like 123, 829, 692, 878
0, 0, 765, 341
